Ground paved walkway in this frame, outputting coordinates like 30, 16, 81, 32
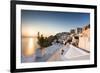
35, 44, 63, 62
48, 44, 90, 61
22, 44, 90, 62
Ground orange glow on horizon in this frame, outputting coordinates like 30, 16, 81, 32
22, 25, 56, 37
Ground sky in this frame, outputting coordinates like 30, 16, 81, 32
21, 10, 90, 37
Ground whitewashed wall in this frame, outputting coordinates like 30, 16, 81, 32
79, 36, 90, 51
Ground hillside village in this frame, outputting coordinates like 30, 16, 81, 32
54, 24, 90, 52
22, 24, 90, 62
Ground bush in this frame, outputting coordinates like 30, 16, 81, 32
37, 32, 55, 49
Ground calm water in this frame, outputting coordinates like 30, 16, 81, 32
21, 37, 39, 62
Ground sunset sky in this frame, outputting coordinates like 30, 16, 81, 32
21, 10, 90, 37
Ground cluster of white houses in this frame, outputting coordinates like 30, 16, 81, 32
55, 24, 90, 52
